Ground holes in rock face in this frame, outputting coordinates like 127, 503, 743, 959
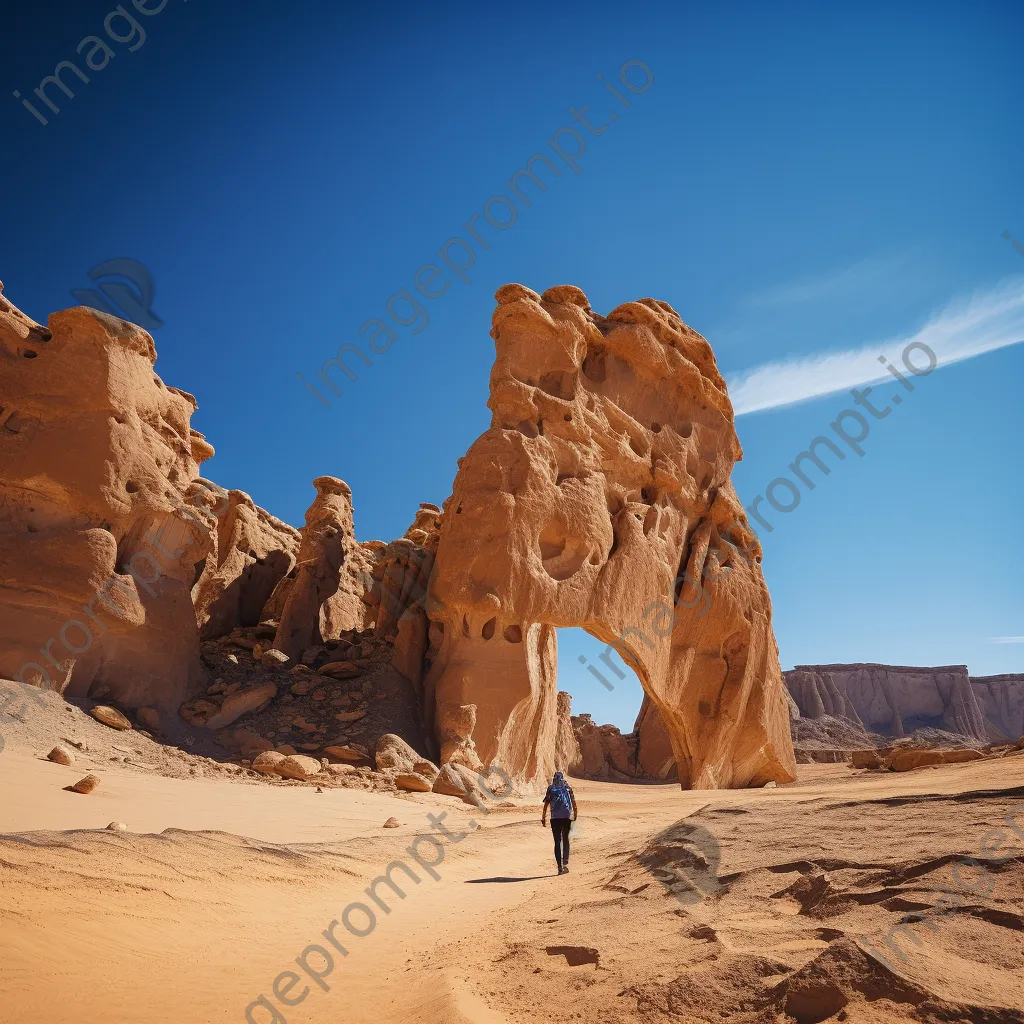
22, 350, 37, 359
192, 557, 207, 587
504, 624, 522, 643
517, 421, 539, 439
455, 504, 463, 515
125, 481, 139, 493
27, 523, 38, 533
628, 434, 648, 458
564, 414, 572, 422
641, 486, 657, 504
698, 700, 713, 718
678, 422, 693, 438
482, 617, 496, 640
581, 347, 607, 383
153, 378, 162, 387
642, 506, 659, 536
651, 422, 662, 432
462, 615, 471, 638
538, 370, 575, 400
539, 535, 566, 562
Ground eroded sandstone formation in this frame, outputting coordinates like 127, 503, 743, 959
785, 663, 996, 743
0, 286, 215, 710
192, 489, 300, 639
971, 674, 1024, 742
423, 283, 797, 789
270, 476, 376, 658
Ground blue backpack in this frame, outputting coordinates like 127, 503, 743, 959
548, 782, 573, 818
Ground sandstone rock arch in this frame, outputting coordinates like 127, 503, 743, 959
423, 284, 797, 790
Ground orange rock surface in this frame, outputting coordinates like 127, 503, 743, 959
424, 284, 796, 789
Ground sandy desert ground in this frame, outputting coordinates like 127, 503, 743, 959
2, 710, 1023, 1024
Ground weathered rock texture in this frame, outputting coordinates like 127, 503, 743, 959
423, 284, 796, 790
0, 286, 216, 710
270, 477, 375, 658
970, 674, 1024, 743
785, 664, 1009, 744
192, 489, 300, 639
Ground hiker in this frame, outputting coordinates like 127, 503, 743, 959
541, 770, 578, 875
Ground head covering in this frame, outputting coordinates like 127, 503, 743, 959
552, 770, 566, 786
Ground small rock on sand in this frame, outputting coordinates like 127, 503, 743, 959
89, 706, 132, 730
383, 817, 400, 828
70, 774, 100, 794
47, 744, 75, 766
106, 821, 128, 831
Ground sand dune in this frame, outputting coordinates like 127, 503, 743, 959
2, 750, 1023, 1023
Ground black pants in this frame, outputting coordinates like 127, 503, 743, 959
551, 818, 571, 867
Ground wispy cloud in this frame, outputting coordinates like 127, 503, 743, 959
744, 253, 910, 307
728, 277, 1024, 416
987, 637, 1024, 644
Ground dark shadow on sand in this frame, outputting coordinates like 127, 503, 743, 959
464, 874, 556, 883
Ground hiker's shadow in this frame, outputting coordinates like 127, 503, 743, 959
464, 874, 556, 883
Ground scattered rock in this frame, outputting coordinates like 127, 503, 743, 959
763, 780, 777, 788
106, 821, 128, 831
320, 661, 361, 680
383, 817, 401, 828
375, 733, 421, 773
241, 736, 275, 759
204, 682, 278, 730
886, 747, 985, 772
275, 744, 298, 755
89, 706, 132, 731
396, 772, 433, 792
301, 645, 325, 665
851, 748, 890, 769
335, 710, 366, 723
252, 751, 287, 775
276, 754, 322, 780
260, 648, 290, 669
70, 774, 100, 794
432, 763, 480, 803
324, 744, 366, 761
47, 744, 75, 766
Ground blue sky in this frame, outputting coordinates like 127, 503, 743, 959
2, 0, 1021, 729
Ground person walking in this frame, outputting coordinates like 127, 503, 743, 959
541, 770, 578, 875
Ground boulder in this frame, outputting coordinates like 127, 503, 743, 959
886, 747, 985, 772
106, 821, 128, 831
90, 706, 132, 731
204, 683, 277, 730
851, 749, 890, 769
375, 733, 420, 773
395, 772, 433, 792
70, 774, 100, 794
276, 754, 322, 780
432, 763, 481, 803
260, 648, 290, 669
252, 750, 287, 775
47, 744, 75, 766
412, 758, 439, 783
324, 744, 366, 762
